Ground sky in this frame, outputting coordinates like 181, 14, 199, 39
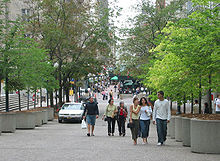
110, 0, 156, 28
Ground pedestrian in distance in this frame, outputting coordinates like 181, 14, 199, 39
214, 94, 220, 114
101, 90, 106, 100
193, 100, 199, 114
204, 102, 209, 114
109, 90, 113, 99
114, 84, 117, 93
116, 101, 128, 137
153, 91, 171, 146
82, 97, 99, 137
139, 97, 152, 144
102, 99, 118, 136
129, 97, 141, 145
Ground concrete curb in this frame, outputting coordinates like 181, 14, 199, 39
191, 118, 220, 154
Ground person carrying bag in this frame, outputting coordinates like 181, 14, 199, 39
102, 99, 118, 136
129, 97, 141, 145
117, 101, 128, 136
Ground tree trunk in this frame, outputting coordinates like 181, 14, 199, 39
50, 91, 54, 107
177, 101, 181, 114
66, 87, 70, 102
183, 95, 186, 114
170, 98, 172, 110
40, 88, 42, 107
208, 74, 212, 114
199, 78, 202, 114
58, 61, 62, 106
5, 73, 9, 112
46, 89, 49, 107
191, 93, 193, 114
27, 88, 30, 110
18, 90, 21, 111
55, 90, 58, 110
74, 80, 78, 102
34, 90, 36, 108
63, 76, 70, 102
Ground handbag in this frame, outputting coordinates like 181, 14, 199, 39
81, 120, 87, 129
127, 122, 134, 128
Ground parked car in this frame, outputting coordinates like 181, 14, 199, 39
58, 103, 85, 123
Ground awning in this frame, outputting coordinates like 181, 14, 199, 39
124, 82, 133, 86
110, 76, 118, 80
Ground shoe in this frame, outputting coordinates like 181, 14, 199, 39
91, 134, 95, 136
112, 133, 114, 136
122, 133, 125, 137
108, 133, 111, 136
119, 133, 122, 136
87, 133, 90, 137
157, 142, 162, 146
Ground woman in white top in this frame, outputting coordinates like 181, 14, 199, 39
139, 97, 152, 144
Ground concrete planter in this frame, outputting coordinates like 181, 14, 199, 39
45, 108, 54, 121
0, 113, 16, 133
167, 120, 171, 136
35, 111, 43, 127
182, 117, 191, 147
16, 111, 36, 129
42, 110, 48, 124
191, 119, 220, 154
0, 116, 2, 135
170, 116, 176, 139
175, 116, 182, 142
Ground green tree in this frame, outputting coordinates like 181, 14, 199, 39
145, 0, 219, 113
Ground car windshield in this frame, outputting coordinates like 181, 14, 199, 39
62, 104, 84, 110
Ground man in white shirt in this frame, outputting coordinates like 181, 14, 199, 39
153, 91, 171, 146
214, 94, 220, 114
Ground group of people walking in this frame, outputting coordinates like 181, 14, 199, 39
82, 90, 171, 146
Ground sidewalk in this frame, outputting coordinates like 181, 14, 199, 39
0, 94, 219, 161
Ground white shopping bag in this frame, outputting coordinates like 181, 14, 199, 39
81, 120, 87, 129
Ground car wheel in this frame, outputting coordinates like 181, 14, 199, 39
58, 118, 62, 123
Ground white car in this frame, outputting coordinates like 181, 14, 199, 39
58, 103, 85, 123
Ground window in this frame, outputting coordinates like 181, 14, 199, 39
21, 9, 30, 22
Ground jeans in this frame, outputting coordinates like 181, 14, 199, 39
107, 117, 116, 134
117, 115, 126, 135
156, 118, 167, 144
140, 120, 150, 138
130, 119, 139, 140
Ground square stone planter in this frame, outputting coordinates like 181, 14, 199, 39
0, 112, 16, 133
170, 116, 176, 139
191, 119, 220, 154
47, 108, 54, 121
182, 117, 191, 147
16, 111, 36, 129
175, 116, 182, 142
41, 110, 48, 124
34, 111, 43, 127
0, 115, 2, 136
42, 107, 54, 121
